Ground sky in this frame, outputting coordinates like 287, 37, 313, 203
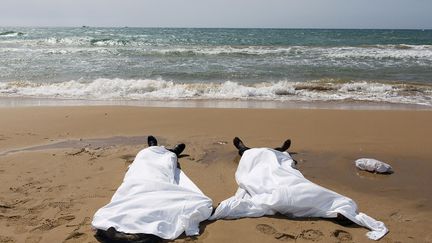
1, 0, 431, 29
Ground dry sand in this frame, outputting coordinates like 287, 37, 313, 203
0, 106, 431, 243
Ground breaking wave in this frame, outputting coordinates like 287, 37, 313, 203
325, 45, 432, 60
3, 43, 432, 63
38, 37, 136, 47
5, 37, 432, 61
0, 79, 431, 106
0, 31, 24, 37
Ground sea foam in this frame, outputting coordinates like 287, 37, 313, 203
325, 45, 432, 61
0, 79, 431, 106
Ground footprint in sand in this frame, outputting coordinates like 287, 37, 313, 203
0, 235, 16, 243
0, 236, 16, 243
1, 215, 22, 226
64, 231, 87, 243
389, 211, 411, 222
0, 202, 13, 213
63, 217, 90, 243
120, 154, 135, 164
256, 224, 296, 241
25, 235, 42, 243
299, 229, 324, 241
274, 233, 296, 241
256, 224, 277, 235
332, 229, 352, 242
32, 215, 76, 232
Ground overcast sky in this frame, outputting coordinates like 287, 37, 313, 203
1, 0, 431, 29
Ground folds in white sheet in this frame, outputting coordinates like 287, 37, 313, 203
210, 148, 388, 240
92, 146, 213, 240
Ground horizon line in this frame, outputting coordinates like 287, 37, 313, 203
1, 25, 431, 30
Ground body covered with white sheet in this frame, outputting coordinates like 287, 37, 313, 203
92, 146, 213, 240
210, 148, 388, 240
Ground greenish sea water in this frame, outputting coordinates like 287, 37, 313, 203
0, 27, 431, 106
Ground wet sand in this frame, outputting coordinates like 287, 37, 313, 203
0, 106, 431, 242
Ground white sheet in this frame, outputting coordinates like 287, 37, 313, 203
92, 146, 213, 240
210, 148, 388, 240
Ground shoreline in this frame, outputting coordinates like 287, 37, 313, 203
1, 106, 431, 242
0, 96, 431, 110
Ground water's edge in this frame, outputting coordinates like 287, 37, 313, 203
0, 96, 430, 110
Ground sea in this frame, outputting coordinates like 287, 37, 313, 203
0, 27, 431, 108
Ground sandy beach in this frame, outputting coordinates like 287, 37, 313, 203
0, 106, 431, 243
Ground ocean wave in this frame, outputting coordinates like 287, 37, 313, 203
3, 34, 432, 60
41, 37, 91, 46
90, 38, 129, 46
27, 38, 298, 55
359, 44, 432, 50
147, 44, 432, 59
0, 31, 24, 37
38, 37, 137, 47
2, 43, 429, 60
0, 79, 431, 106
0, 47, 118, 55
325, 45, 432, 60
154, 46, 297, 56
